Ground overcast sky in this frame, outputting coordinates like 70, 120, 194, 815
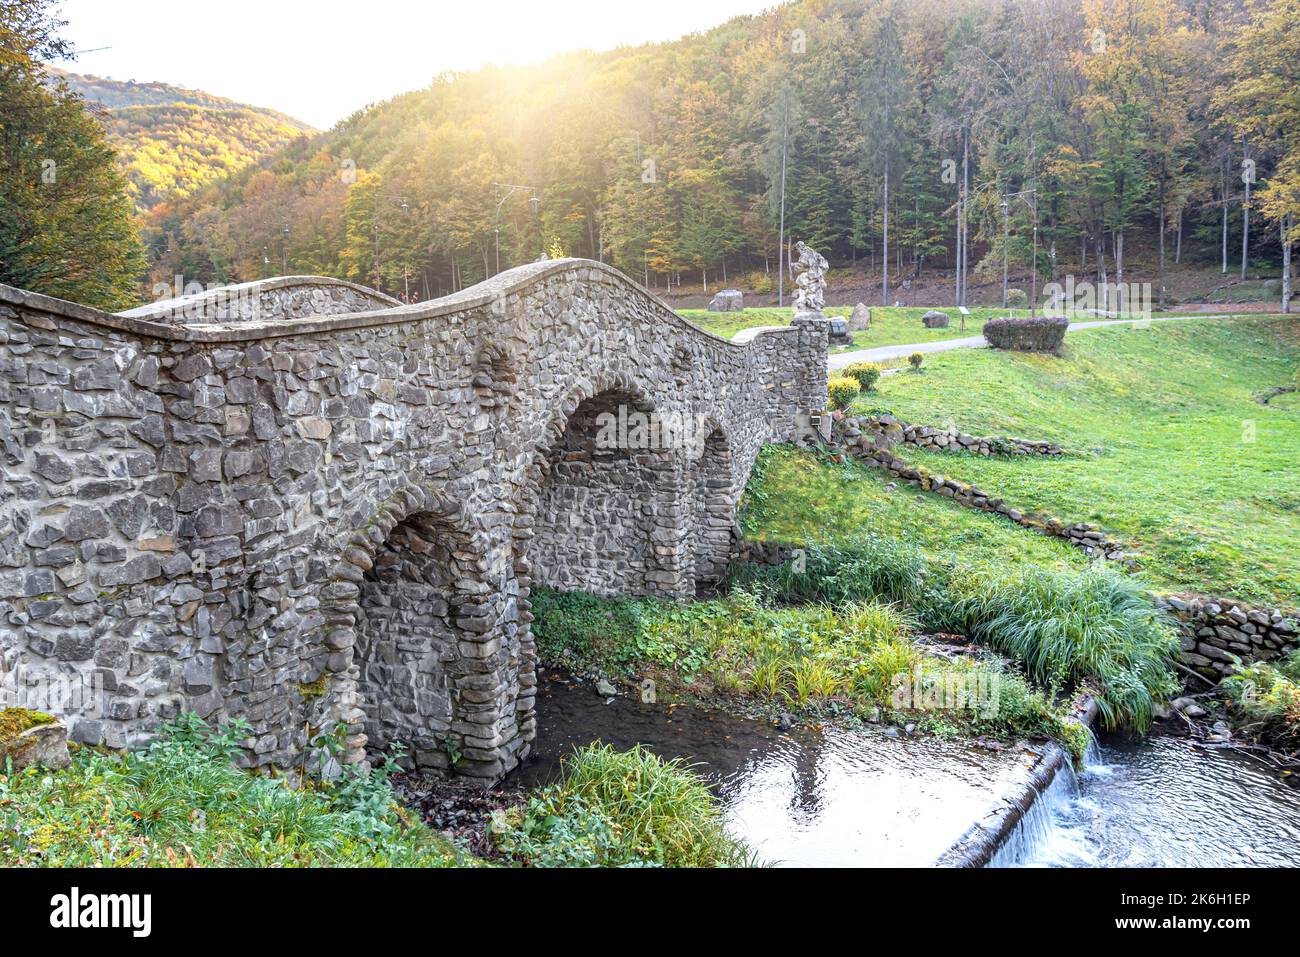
54, 0, 778, 129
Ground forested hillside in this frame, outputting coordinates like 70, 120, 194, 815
145, 0, 1299, 307
50, 67, 314, 212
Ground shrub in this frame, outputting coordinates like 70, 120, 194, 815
983, 316, 1069, 353
746, 270, 773, 296
841, 361, 883, 392
908, 352, 924, 371
492, 744, 756, 867
827, 375, 860, 409
1006, 288, 1028, 308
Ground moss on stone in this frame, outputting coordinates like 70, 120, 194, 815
0, 707, 55, 743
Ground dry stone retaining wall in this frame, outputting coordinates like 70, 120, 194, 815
0, 259, 827, 783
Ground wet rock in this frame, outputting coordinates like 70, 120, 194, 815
595, 679, 617, 697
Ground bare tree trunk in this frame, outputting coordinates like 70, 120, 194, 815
882, 154, 890, 306
1158, 175, 1166, 309
1221, 164, 1229, 274
1175, 207, 1183, 265
1242, 165, 1251, 280
1115, 230, 1124, 315
960, 128, 970, 307
1284, 213, 1293, 315
777, 106, 788, 307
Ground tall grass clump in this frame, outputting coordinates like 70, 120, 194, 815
493, 744, 756, 867
732, 539, 1178, 730
947, 565, 1178, 730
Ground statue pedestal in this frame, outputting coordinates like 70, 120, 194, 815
793, 310, 850, 345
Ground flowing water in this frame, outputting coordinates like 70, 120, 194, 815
993, 735, 1300, 868
509, 669, 1300, 867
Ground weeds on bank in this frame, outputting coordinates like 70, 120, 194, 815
1222, 651, 1300, 744
0, 715, 468, 868
531, 586, 1074, 743
731, 538, 1179, 731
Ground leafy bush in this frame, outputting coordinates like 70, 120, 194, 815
827, 375, 860, 409
1006, 288, 1029, 308
908, 352, 924, 371
746, 270, 774, 295
492, 744, 756, 867
0, 715, 467, 867
983, 315, 1069, 353
841, 361, 883, 392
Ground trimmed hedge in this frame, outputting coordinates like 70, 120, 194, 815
983, 315, 1069, 353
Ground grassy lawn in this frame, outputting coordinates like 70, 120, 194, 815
740, 444, 1089, 573
849, 316, 1300, 608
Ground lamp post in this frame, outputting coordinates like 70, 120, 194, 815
281, 223, 290, 276
493, 183, 539, 275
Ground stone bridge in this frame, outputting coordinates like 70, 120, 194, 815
0, 260, 827, 781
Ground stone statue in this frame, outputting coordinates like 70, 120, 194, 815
792, 241, 828, 319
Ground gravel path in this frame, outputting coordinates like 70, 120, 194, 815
827, 313, 1245, 371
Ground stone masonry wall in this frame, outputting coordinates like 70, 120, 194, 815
118, 277, 401, 326
0, 260, 826, 783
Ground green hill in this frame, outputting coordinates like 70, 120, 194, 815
48, 67, 314, 212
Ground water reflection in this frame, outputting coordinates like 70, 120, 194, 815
508, 669, 1032, 867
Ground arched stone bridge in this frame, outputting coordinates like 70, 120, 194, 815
0, 261, 827, 781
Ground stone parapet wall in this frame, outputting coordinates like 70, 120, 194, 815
0, 259, 826, 782
118, 277, 401, 326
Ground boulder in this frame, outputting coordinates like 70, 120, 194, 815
0, 709, 70, 771
848, 302, 872, 331
921, 310, 950, 328
707, 289, 744, 312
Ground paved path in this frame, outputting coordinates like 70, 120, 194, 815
827, 313, 1245, 371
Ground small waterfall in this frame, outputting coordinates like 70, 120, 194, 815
986, 732, 1102, 868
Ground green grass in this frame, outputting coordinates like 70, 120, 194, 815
0, 716, 470, 868
852, 316, 1300, 607
739, 444, 1089, 573
491, 744, 756, 867
532, 584, 1077, 741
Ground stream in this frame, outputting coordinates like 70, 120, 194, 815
507, 668, 1300, 867
993, 735, 1300, 867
